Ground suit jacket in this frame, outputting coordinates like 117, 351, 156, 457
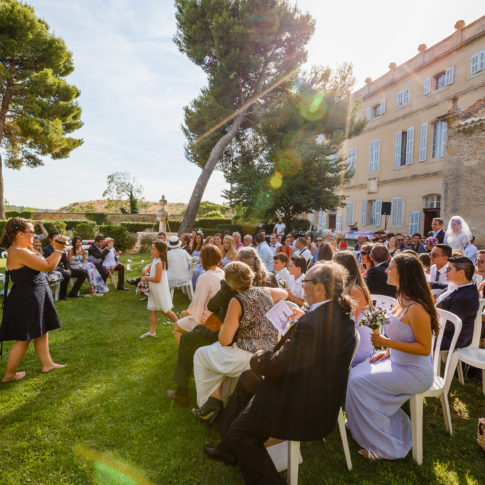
43, 244, 69, 271
87, 244, 109, 264
364, 261, 397, 297
428, 229, 445, 244
438, 283, 479, 349
248, 300, 356, 441
411, 242, 427, 254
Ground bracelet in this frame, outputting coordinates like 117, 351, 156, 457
55, 249, 64, 254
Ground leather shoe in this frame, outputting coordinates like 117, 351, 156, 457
166, 389, 188, 405
127, 278, 139, 285
117, 287, 130, 291
203, 443, 237, 466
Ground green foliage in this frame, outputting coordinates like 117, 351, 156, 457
203, 210, 224, 218
215, 223, 242, 234
223, 66, 363, 222
62, 219, 89, 231
102, 172, 143, 215
288, 218, 312, 233
39, 220, 66, 235
0, 220, 6, 239
194, 217, 231, 228
120, 222, 154, 233
167, 220, 182, 232
139, 235, 154, 253
184, 201, 229, 217
98, 224, 131, 251
5, 210, 32, 218
85, 212, 107, 225
73, 221, 97, 240
125, 232, 138, 250
0, 0, 83, 217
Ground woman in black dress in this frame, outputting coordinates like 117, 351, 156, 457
1, 218, 66, 383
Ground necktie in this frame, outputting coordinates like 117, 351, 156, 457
435, 270, 440, 283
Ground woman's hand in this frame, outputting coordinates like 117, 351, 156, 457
289, 308, 305, 320
370, 332, 391, 348
370, 349, 390, 363
141, 276, 148, 281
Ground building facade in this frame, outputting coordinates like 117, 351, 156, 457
313, 17, 485, 240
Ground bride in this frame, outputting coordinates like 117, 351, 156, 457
444, 215, 472, 252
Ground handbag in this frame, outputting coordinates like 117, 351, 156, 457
478, 418, 485, 451
202, 313, 223, 332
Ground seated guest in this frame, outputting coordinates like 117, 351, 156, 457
316, 242, 334, 262
174, 244, 224, 344
166, 236, 192, 287
464, 235, 478, 264
312, 236, 324, 262
243, 234, 253, 247
221, 235, 237, 267
213, 233, 224, 253
403, 235, 412, 248
354, 235, 369, 253
232, 232, 243, 251
359, 242, 374, 275
287, 254, 306, 306
268, 233, 281, 254
88, 235, 128, 290
43, 231, 87, 300
273, 253, 290, 288
237, 247, 277, 288
364, 244, 396, 297
388, 235, 399, 258
32, 235, 44, 256
336, 232, 348, 250
157, 232, 166, 241
276, 235, 294, 258
418, 252, 431, 276
202, 262, 356, 483
429, 243, 452, 286
254, 232, 273, 272
436, 256, 479, 350
294, 237, 312, 266
346, 253, 438, 460
192, 261, 286, 422
180, 234, 192, 254
410, 233, 426, 254
475, 250, 485, 297
68, 236, 108, 296
334, 251, 373, 366
305, 234, 316, 254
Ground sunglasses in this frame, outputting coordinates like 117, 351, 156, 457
477, 259, 485, 264
302, 278, 314, 283
360, 251, 368, 255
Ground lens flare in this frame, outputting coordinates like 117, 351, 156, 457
269, 173, 283, 189
299, 91, 327, 121
275, 148, 302, 176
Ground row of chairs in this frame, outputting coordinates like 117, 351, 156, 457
285, 293, 485, 483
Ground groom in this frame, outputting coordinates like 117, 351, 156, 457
203, 262, 356, 484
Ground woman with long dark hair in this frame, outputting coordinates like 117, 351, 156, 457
0, 218, 66, 382
345, 253, 438, 460
316, 242, 334, 262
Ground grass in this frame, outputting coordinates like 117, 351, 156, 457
1, 252, 485, 484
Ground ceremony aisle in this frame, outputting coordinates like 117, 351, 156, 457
0, 253, 484, 484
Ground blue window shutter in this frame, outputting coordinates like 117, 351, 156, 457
395, 131, 402, 167
405, 126, 414, 165
361, 201, 367, 226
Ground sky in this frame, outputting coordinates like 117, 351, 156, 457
4, 0, 485, 209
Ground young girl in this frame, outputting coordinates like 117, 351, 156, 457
140, 241, 178, 338
102, 238, 120, 285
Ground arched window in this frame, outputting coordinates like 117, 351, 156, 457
423, 194, 441, 209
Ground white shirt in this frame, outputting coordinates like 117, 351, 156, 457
430, 263, 448, 284
167, 248, 191, 285
464, 244, 478, 263
435, 281, 474, 305
274, 222, 286, 235
289, 274, 305, 301
275, 267, 291, 288
269, 242, 282, 254
295, 247, 312, 264
309, 300, 329, 312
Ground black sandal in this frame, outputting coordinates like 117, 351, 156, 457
192, 397, 223, 424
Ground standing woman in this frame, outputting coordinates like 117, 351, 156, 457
0, 218, 66, 383
277, 236, 294, 258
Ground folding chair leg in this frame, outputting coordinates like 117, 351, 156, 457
482, 369, 485, 395
410, 395, 423, 465
457, 361, 464, 385
54, 283, 60, 302
287, 441, 300, 485
170, 288, 175, 299
440, 394, 453, 435
337, 408, 352, 471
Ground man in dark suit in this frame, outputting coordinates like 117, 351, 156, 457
203, 262, 356, 485
426, 217, 445, 249
411, 233, 427, 254
437, 256, 479, 350
364, 244, 397, 297
88, 235, 128, 290
43, 231, 87, 300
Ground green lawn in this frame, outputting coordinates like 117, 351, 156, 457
1, 253, 484, 484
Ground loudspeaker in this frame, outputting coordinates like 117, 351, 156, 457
381, 202, 392, 215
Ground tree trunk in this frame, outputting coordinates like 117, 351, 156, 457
0, 79, 14, 220
0, 153, 4, 220
178, 112, 246, 235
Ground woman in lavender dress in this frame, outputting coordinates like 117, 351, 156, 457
345, 253, 439, 460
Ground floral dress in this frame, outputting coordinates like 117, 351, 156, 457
71, 254, 109, 294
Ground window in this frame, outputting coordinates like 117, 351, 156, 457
394, 127, 414, 166
409, 211, 420, 234
423, 77, 431, 95
423, 194, 441, 209
373, 99, 386, 117
419, 123, 428, 161
336, 214, 342, 231
317, 210, 327, 230
397, 88, 409, 107
365, 107, 371, 121
434, 66, 454, 89
368, 199, 382, 226
471, 49, 485, 75
432, 121, 447, 158
369, 139, 380, 172
347, 147, 356, 172
391, 197, 404, 226
345, 202, 354, 226
361, 201, 367, 226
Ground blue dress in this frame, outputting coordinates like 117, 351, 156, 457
345, 305, 434, 459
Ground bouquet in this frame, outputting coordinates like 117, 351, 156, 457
425, 236, 437, 247
279, 279, 287, 289
358, 306, 390, 336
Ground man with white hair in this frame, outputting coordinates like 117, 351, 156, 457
243, 234, 253, 247
167, 235, 192, 287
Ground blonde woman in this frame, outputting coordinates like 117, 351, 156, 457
221, 235, 237, 267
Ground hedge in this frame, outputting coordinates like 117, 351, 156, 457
215, 224, 242, 234
167, 220, 182, 232
194, 218, 231, 229
73, 221, 97, 239
63, 219, 91, 231
120, 222, 155, 233
85, 212, 107, 225
39, 220, 67, 235
98, 224, 134, 251
5, 210, 33, 219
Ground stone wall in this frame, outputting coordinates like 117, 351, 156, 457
31, 212, 159, 224
105, 214, 156, 224
442, 116, 485, 247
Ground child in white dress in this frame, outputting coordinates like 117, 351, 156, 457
140, 241, 178, 338
102, 238, 120, 285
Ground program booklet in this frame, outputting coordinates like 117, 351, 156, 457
265, 300, 294, 336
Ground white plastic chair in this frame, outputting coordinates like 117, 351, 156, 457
287, 331, 360, 484
371, 294, 397, 336
409, 308, 462, 465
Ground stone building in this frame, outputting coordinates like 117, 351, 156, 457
312, 16, 485, 238
441, 97, 485, 246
